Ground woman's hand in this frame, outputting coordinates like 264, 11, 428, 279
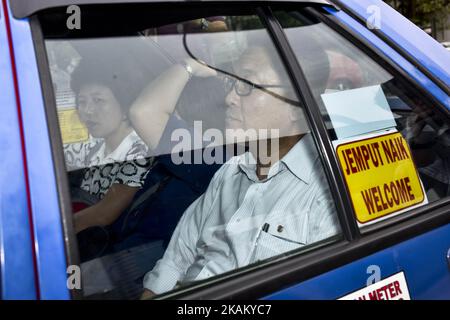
74, 184, 139, 233
140, 289, 156, 300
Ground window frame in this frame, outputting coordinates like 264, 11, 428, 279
29, 1, 450, 300
299, 5, 450, 235
29, 15, 82, 300
328, 0, 450, 99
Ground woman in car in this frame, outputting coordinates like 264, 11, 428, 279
65, 55, 154, 234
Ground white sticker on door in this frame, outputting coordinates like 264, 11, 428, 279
339, 271, 411, 300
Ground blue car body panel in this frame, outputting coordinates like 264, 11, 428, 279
0, 0, 449, 300
0, 0, 37, 300
393, 223, 450, 299
2, 0, 70, 299
264, 223, 450, 300
264, 249, 399, 300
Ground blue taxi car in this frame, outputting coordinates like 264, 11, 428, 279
1, 0, 449, 300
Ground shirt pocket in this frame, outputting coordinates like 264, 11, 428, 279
253, 229, 306, 262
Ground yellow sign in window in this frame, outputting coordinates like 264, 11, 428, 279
336, 131, 426, 224
58, 108, 88, 144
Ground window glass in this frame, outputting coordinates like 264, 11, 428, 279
276, 10, 450, 226
42, 7, 342, 299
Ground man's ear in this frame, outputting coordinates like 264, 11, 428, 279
288, 106, 303, 121
289, 107, 310, 134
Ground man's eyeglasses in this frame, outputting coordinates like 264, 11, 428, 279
222, 76, 301, 106
180, 33, 301, 107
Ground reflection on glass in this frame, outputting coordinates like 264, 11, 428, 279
45, 12, 342, 300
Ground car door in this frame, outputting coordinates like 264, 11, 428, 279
2, 0, 72, 299
329, 0, 450, 300
27, 0, 360, 300
263, 3, 450, 299
10, 0, 450, 300
0, 0, 37, 299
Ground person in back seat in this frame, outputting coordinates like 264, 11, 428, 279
65, 55, 154, 236
108, 69, 228, 253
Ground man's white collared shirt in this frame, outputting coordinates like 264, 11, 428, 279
144, 134, 341, 294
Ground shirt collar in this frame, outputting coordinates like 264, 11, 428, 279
237, 134, 318, 184
237, 152, 258, 182
281, 134, 318, 184
106, 131, 138, 160
90, 130, 144, 163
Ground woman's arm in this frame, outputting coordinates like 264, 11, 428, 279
74, 183, 139, 233
129, 58, 216, 150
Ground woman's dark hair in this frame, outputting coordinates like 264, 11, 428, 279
70, 37, 172, 112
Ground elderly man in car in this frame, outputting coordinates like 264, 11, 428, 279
130, 38, 340, 299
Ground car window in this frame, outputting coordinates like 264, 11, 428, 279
276, 9, 450, 227
41, 6, 343, 299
